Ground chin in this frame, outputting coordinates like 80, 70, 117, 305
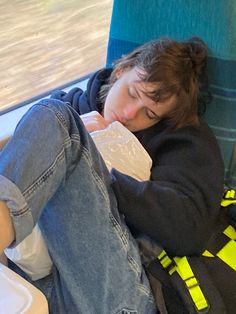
125, 125, 138, 132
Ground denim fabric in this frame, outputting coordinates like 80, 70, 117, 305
0, 99, 156, 314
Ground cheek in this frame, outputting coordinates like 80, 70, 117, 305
104, 85, 124, 112
104, 92, 115, 114
103, 91, 120, 122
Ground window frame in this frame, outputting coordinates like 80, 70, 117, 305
0, 75, 90, 148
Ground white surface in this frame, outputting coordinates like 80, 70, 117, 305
0, 263, 48, 314
5, 225, 52, 281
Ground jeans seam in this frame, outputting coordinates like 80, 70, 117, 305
23, 148, 65, 199
38, 103, 82, 148
116, 310, 137, 314
10, 204, 29, 216
81, 147, 146, 282
109, 212, 154, 300
109, 213, 129, 249
109, 213, 145, 281
137, 283, 154, 298
127, 254, 140, 277
31, 103, 108, 203
37, 101, 68, 130
82, 146, 110, 204
23, 103, 81, 198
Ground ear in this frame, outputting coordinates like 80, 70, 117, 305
115, 68, 124, 79
115, 66, 131, 79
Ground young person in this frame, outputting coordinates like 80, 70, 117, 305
0, 37, 224, 313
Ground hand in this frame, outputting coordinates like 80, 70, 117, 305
80, 111, 109, 133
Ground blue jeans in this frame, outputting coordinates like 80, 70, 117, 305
0, 100, 156, 314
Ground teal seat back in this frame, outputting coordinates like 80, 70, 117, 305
106, 0, 236, 187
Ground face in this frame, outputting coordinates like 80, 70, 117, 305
103, 67, 177, 132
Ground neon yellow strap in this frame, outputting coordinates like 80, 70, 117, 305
225, 190, 235, 199
202, 250, 214, 257
157, 250, 173, 269
217, 240, 236, 271
221, 189, 236, 207
202, 225, 236, 270
158, 251, 208, 311
224, 225, 236, 240
221, 199, 236, 207
173, 256, 209, 311
217, 225, 236, 270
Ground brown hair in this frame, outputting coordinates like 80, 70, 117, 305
100, 37, 210, 129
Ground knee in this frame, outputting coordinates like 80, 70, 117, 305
13, 99, 71, 139
34, 98, 86, 137
15, 99, 85, 146
35, 98, 72, 118
30, 99, 80, 130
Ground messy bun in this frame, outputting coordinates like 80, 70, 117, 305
185, 37, 211, 116
186, 37, 207, 78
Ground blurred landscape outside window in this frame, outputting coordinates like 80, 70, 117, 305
0, 0, 113, 112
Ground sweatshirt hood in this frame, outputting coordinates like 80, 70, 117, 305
79, 68, 113, 114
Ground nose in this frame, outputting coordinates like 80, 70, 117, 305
121, 104, 139, 122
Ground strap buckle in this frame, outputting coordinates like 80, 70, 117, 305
158, 251, 176, 274
184, 276, 210, 314
221, 189, 236, 207
223, 189, 236, 200
184, 276, 210, 313
184, 275, 199, 290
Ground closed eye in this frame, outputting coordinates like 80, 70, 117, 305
128, 87, 138, 99
129, 85, 161, 120
145, 108, 160, 120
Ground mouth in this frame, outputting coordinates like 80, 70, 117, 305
111, 111, 123, 123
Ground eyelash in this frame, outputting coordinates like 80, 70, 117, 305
146, 109, 158, 120
128, 88, 137, 99
128, 88, 159, 120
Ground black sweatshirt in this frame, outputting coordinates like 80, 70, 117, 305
51, 68, 225, 256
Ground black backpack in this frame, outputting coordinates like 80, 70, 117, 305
141, 189, 236, 314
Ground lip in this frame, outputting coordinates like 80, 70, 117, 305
111, 111, 123, 123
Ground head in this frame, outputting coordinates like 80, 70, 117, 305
100, 37, 210, 132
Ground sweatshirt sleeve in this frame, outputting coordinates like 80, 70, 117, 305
110, 130, 224, 256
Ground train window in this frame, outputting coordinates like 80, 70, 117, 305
0, 0, 113, 113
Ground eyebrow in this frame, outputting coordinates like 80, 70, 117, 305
134, 82, 159, 106
132, 84, 142, 99
134, 85, 162, 119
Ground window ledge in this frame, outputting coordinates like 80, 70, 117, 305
0, 78, 88, 148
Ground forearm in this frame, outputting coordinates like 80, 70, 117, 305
0, 200, 15, 253
111, 169, 222, 255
